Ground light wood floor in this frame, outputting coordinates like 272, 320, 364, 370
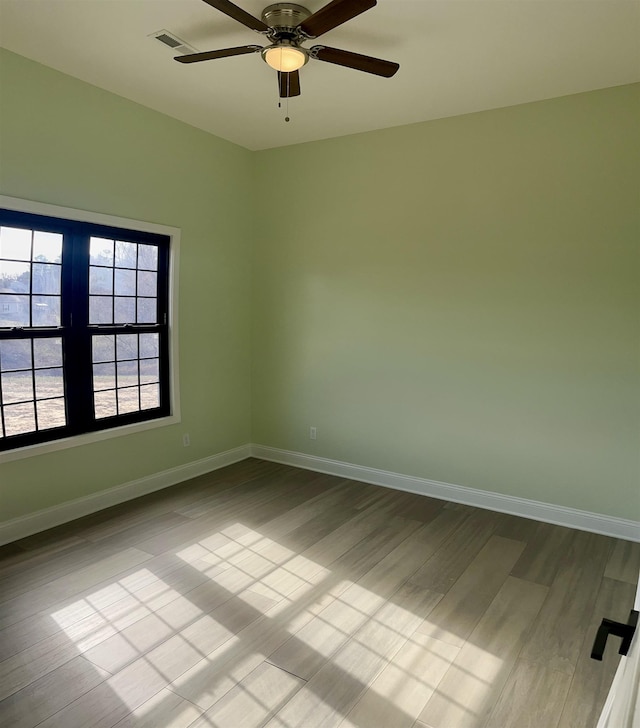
1, 459, 638, 728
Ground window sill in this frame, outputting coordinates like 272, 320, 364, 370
0, 412, 180, 463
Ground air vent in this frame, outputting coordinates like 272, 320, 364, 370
149, 30, 198, 56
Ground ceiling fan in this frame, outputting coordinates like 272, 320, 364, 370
175, 0, 399, 98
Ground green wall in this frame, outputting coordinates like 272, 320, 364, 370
252, 84, 640, 520
0, 49, 253, 520
1, 47, 638, 524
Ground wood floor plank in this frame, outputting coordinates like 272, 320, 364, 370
0, 535, 86, 578
417, 576, 548, 728
415, 536, 526, 647
82, 574, 276, 675
409, 509, 500, 594
131, 596, 273, 689
339, 634, 459, 728
557, 576, 637, 728
0, 541, 27, 563
0, 568, 192, 702
0, 558, 222, 697
34, 654, 171, 728
278, 501, 361, 554
0, 656, 109, 728
349, 482, 400, 512
483, 660, 572, 728
265, 511, 461, 682
387, 491, 444, 523
189, 661, 305, 728
87, 512, 193, 550
231, 475, 351, 547
134, 472, 314, 556
0, 550, 213, 662
491, 512, 539, 542
0, 540, 124, 601
172, 464, 303, 520
111, 689, 203, 728
264, 582, 442, 728
0, 547, 152, 630
509, 521, 577, 586
604, 538, 640, 584
517, 529, 613, 675
170, 577, 336, 713
265, 517, 423, 680
0, 622, 98, 701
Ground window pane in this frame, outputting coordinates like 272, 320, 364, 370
0, 260, 31, 294
90, 237, 114, 266
33, 232, 63, 263
137, 298, 156, 324
89, 266, 113, 295
118, 387, 139, 414
34, 338, 63, 368
90, 296, 113, 324
0, 339, 32, 371
1, 370, 33, 404
92, 335, 115, 363
138, 244, 158, 271
117, 359, 138, 387
94, 390, 117, 419
115, 241, 137, 268
0, 260, 31, 293
32, 296, 61, 326
36, 398, 66, 430
137, 271, 157, 297
2, 402, 36, 435
116, 334, 138, 361
115, 268, 136, 296
35, 368, 64, 399
0, 294, 29, 327
0, 227, 31, 261
139, 333, 159, 359
114, 297, 135, 323
93, 362, 116, 391
32, 263, 61, 295
140, 383, 159, 410
139, 358, 159, 385
3, 402, 36, 435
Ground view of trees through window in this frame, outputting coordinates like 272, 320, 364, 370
0, 227, 62, 328
0, 210, 170, 449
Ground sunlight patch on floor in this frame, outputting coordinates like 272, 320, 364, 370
45, 522, 505, 726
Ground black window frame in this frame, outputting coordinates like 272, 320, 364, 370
0, 207, 171, 452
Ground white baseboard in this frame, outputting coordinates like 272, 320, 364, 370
0, 445, 251, 546
3, 442, 638, 546
250, 445, 640, 543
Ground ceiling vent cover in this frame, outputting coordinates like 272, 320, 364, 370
150, 30, 198, 56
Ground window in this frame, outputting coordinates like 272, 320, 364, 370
0, 207, 172, 452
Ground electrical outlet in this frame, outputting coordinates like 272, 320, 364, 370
309, 426, 317, 440
183, 433, 190, 447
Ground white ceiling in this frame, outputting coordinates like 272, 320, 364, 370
1, 0, 639, 150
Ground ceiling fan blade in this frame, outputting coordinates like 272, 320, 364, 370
175, 45, 262, 63
311, 45, 399, 77
201, 0, 269, 33
299, 0, 376, 39
278, 70, 301, 98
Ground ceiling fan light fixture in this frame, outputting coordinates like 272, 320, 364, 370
262, 44, 308, 72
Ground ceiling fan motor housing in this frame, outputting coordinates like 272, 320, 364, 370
262, 4, 311, 34
261, 3, 311, 70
